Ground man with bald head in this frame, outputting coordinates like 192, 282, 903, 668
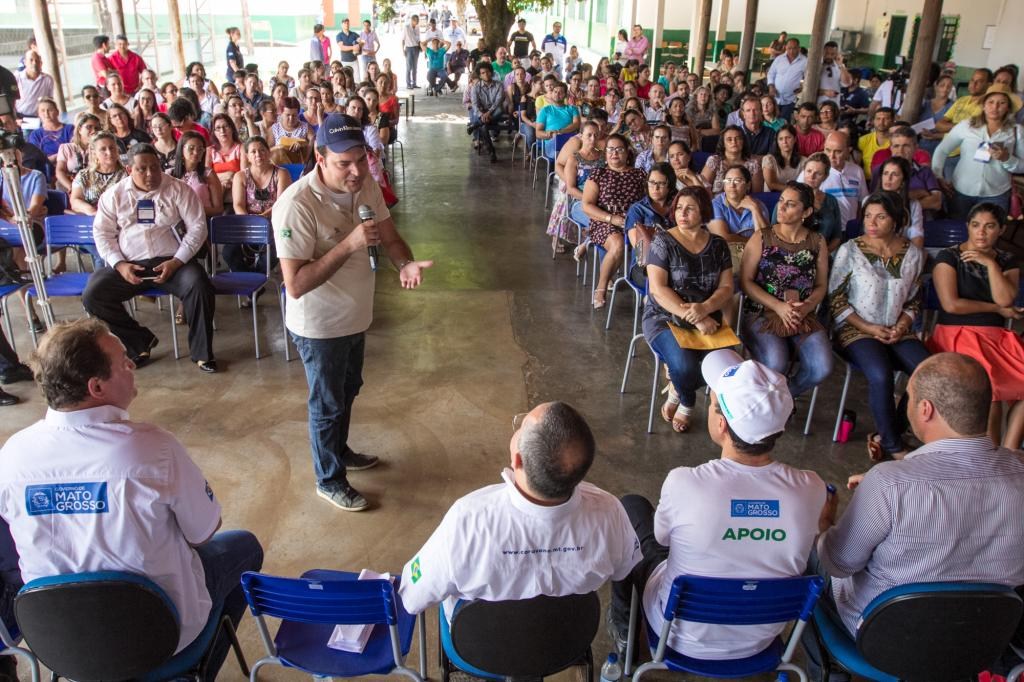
399, 401, 640, 621
807, 353, 1024, 677
799, 130, 866, 227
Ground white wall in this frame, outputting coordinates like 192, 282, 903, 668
986, 0, 1022, 71
634, 0, 822, 36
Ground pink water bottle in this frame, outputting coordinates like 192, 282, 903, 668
837, 410, 856, 443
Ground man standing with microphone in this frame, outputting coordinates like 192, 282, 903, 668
274, 113, 432, 512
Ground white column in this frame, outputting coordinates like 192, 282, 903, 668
715, 0, 730, 61
651, 0, 666, 70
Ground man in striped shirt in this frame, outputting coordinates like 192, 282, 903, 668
807, 353, 1024, 676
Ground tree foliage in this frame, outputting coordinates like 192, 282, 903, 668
376, 0, 556, 52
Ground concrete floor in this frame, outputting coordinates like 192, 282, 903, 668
0, 91, 878, 681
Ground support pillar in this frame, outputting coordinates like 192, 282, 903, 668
691, 0, 713, 79
902, 0, 942, 122
166, 0, 186, 80
29, 0, 66, 111
800, 0, 833, 105
109, 0, 126, 37
738, 0, 758, 73
240, 0, 254, 54
651, 0, 666, 72
713, 0, 730, 63
630, 0, 637, 30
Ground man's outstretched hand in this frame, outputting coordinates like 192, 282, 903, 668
399, 260, 434, 289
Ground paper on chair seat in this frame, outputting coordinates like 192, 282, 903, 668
327, 570, 392, 653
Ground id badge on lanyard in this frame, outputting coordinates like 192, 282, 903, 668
137, 199, 156, 224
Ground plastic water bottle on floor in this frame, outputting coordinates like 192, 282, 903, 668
776, 672, 790, 682
600, 652, 622, 682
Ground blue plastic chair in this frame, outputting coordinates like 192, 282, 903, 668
282, 163, 304, 182
0, 222, 27, 349
923, 218, 968, 249
45, 189, 67, 217
535, 131, 578, 208
627, 575, 825, 681
845, 219, 863, 240
691, 151, 711, 173
811, 582, 1023, 682
15, 571, 248, 682
209, 215, 274, 359
620, 329, 667, 433
21, 216, 95, 346
240, 569, 425, 681
752, 191, 782, 217
606, 224, 647, 334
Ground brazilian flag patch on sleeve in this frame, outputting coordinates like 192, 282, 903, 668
410, 556, 422, 583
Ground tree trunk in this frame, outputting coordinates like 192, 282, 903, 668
455, 0, 468, 25
94, 0, 112, 36
472, 0, 515, 54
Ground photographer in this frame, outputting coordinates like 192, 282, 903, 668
868, 64, 909, 120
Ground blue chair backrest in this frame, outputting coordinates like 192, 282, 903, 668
553, 131, 576, 153
44, 215, 96, 247
856, 581, 1022, 681
700, 135, 719, 154
752, 191, 781, 216
282, 163, 304, 182
15, 571, 180, 681
209, 215, 271, 246
241, 571, 399, 626
0, 221, 22, 247
691, 151, 711, 173
845, 219, 863, 240
663, 575, 825, 626
45, 190, 68, 217
923, 218, 967, 249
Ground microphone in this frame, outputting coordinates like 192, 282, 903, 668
357, 204, 378, 271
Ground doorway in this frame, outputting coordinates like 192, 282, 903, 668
883, 15, 908, 69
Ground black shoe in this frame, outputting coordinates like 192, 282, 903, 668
0, 364, 32, 385
0, 389, 18, 406
196, 360, 219, 373
129, 336, 159, 367
343, 451, 380, 471
316, 484, 369, 512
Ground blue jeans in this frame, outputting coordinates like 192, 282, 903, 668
569, 200, 591, 228
949, 189, 1010, 221
404, 47, 420, 87
778, 102, 796, 124
519, 120, 536, 156
194, 530, 264, 677
843, 337, 930, 455
648, 327, 706, 408
741, 315, 834, 397
291, 331, 365, 489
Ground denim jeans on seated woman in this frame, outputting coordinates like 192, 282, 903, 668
568, 199, 590, 228
519, 119, 536, 156
647, 327, 707, 409
842, 336, 930, 455
741, 315, 834, 398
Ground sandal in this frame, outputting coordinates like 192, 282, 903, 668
593, 290, 606, 309
671, 404, 694, 433
573, 241, 589, 263
660, 384, 680, 423
175, 311, 186, 325
866, 433, 884, 463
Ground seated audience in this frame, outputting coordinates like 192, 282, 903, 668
83, 144, 218, 372
928, 203, 1024, 447
363, 88, 391, 147
762, 124, 803, 191
667, 140, 707, 192
815, 101, 839, 135
791, 152, 842, 252
685, 86, 719, 135
740, 181, 833, 400
82, 84, 109, 127
580, 134, 647, 308
56, 113, 100, 193
807, 352, 1024, 680
148, 112, 178, 170
799, 131, 866, 226
828, 191, 928, 461
167, 97, 211, 144
69, 132, 125, 218
100, 72, 133, 110
106, 103, 152, 166
642, 187, 732, 432
663, 97, 699, 150
607, 348, 826, 660
621, 107, 651, 154
708, 165, 769, 272
131, 87, 159, 132
398, 402, 640, 620
856, 107, 894, 180
225, 94, 256, 143
635, 124, 671, 174
535, 81, 581, 157
266, 96, 313, 166
760, 95, 785, 132
469, 61, 508, 163
701, 125, 764, 194
794, 103, 824, 156
27, 98, 73, 175
738, 95, 776, 157
0, 318, 263, 675
874, 157, 924, 249
171, 131, 223, 218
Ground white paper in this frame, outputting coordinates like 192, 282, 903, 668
326, 570, 392, 653
911, 118, 935, 134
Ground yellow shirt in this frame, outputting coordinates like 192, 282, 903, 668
535, 95, 548, 113
858, 132, 889, 180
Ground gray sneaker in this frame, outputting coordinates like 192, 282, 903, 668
316, 485, 369, 512
343, 452, 380, 471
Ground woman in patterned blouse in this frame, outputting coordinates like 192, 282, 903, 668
828, 190, 929, 461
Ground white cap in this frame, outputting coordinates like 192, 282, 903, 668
701, 349, 794, 444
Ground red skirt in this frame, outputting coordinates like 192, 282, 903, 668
928, 324, 1024, 401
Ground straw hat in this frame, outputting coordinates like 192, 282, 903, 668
981, 82, 1022, 114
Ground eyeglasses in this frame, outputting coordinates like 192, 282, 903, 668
722, 177, 747, 185
606, 147, 627, 154
512, 412, 528, 432
647, 180, 669, 188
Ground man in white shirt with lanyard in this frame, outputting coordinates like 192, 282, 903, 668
274, 114, 432, 512
0, 318, 263, 675
83, 144, 218, 373
607, 349, 827, 662
399, 401, 640, 621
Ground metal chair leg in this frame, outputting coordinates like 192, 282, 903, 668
606, 277, 624, 329
832, 364, 852, 442
168, 297, 180, 360
624, 585, 639, 677
804, 385, 819, 436
621, 333, 643, 393
251, 293, 261, 359
648, 352, 661, 433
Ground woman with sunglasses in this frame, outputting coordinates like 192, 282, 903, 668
227, 136, 291, 279
55, 112, 100, 192
81, 85, 108, 127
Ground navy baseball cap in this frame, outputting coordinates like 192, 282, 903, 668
315, 113, 366, 153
